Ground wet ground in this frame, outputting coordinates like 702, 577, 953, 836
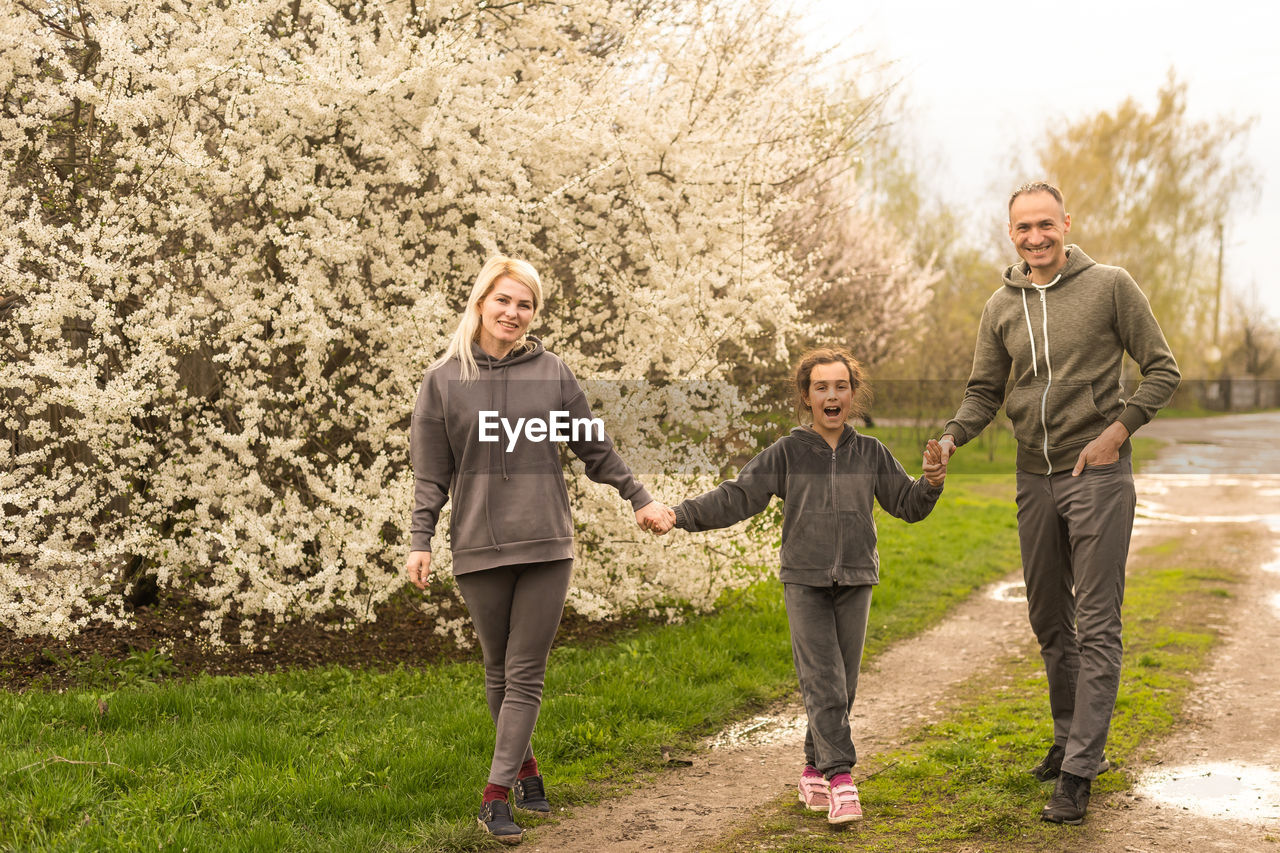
524, 412, 1280, 852
1081, 413, 1280, 850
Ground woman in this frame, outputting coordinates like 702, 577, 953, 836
405, 255, 671, 845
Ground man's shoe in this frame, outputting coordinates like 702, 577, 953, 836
1041, 771, 1091, 825
513, 774, 550, 813
478, 799, 524, 844
827, 780, 863, 824
1030, 743, 1110, 781
1029, 743, 1065, 782
797, 772, 830, 812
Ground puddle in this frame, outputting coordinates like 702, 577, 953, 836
1138, 475, 1280, 490
1136, 763, 1280, 822
988, 581, 1027, 602
1136, 504, 1280, 526
708, 713, 807, 749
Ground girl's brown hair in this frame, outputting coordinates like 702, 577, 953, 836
793, 347, 871, 424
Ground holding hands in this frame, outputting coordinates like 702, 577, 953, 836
636, 500, 677, 534
922, 438, 948, 487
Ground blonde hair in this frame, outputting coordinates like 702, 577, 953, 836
431, 255, 544, 381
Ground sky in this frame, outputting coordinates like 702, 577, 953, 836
801, 0, 1279, 323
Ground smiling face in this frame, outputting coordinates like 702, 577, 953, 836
476, 275, 536, 358
804, 361, 854, 444
1009, 190, 1071, 284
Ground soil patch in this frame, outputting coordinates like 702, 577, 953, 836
0, 585, 645, 691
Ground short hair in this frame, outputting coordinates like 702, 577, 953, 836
793, 347, 871, 424
1008, 180, 1065, 213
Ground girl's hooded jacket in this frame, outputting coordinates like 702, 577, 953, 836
943, 246, 1181, 474
410, 337, 651, 574
672, 425, 941, 587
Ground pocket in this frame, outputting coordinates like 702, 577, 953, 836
487, 468, 573, 544
781, 509, 835, 569
1004, 384, 1043, 443
1045, 382, 1106, 448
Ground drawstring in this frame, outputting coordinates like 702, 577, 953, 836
1020, 273, 1061, 474
1021, 290, 1038, 377
1018, 273, 1061, 376
1038, 283, 1053, 379
483, 358, 501, 552
499, 364, 509, 482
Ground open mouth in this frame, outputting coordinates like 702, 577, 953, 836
823, 405, 842, 418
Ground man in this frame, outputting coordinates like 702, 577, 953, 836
939, 181, 1180, 825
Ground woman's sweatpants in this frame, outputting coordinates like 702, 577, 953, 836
783, 582, 874, 779
1015, 458, 1136, 780
454, 559, 573, 788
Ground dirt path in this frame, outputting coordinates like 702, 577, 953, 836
525, 570, 1032, 853
525, 413, 1280, 852
1081, 414, 1280, 852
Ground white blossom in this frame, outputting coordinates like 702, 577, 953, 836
2, 0, 926, 644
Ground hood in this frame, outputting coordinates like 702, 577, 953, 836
1002, 245, 1096, 290
469, 334, 546, 368
790, 423, 858, 451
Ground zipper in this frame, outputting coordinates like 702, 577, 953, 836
830, 448, 840, 581
1037, 287, 1053, 474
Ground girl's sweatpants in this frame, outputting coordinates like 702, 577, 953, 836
783, 582, 874, 778
454, 558, 573, 788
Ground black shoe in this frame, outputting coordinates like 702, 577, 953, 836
478, 799, 523, 845
1029, 743, 1065, 782
513, 774, 550, 813
1030, 743, 1110, 781
1041, 771, 1091, 825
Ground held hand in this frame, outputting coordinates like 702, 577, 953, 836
922, 438, 948, 487
660, 505, 676, 534
938, 434, 957, 465
405, 550, 432, 590
636, 501, 676, 535
1071, 422, 1129, 476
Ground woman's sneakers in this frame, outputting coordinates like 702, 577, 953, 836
827, 773, 863, 824
513, 774, 550, 813
477, 797, 523, 845
478, 772, 547, 845
797, 768, 830, 811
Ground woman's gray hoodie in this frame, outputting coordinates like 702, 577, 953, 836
673, 425, 941, 587
410, 337, 652, 574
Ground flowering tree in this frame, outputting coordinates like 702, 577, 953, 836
2, 0, 924, 643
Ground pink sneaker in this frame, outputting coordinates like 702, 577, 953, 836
797, 772, 830, 811
827, 780, 863, 824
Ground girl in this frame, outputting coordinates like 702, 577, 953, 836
405, 255, 671, 844
661, 347, 946, 824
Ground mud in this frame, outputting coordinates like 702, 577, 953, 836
523, 413, 1280, 852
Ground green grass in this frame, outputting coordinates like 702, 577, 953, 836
0, 430, 1023, 852
709, 527, 1249, 852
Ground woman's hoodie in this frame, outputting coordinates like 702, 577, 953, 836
944, 246, 1181, 474
672, 424, 941, 587
410, 337, 651, 574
